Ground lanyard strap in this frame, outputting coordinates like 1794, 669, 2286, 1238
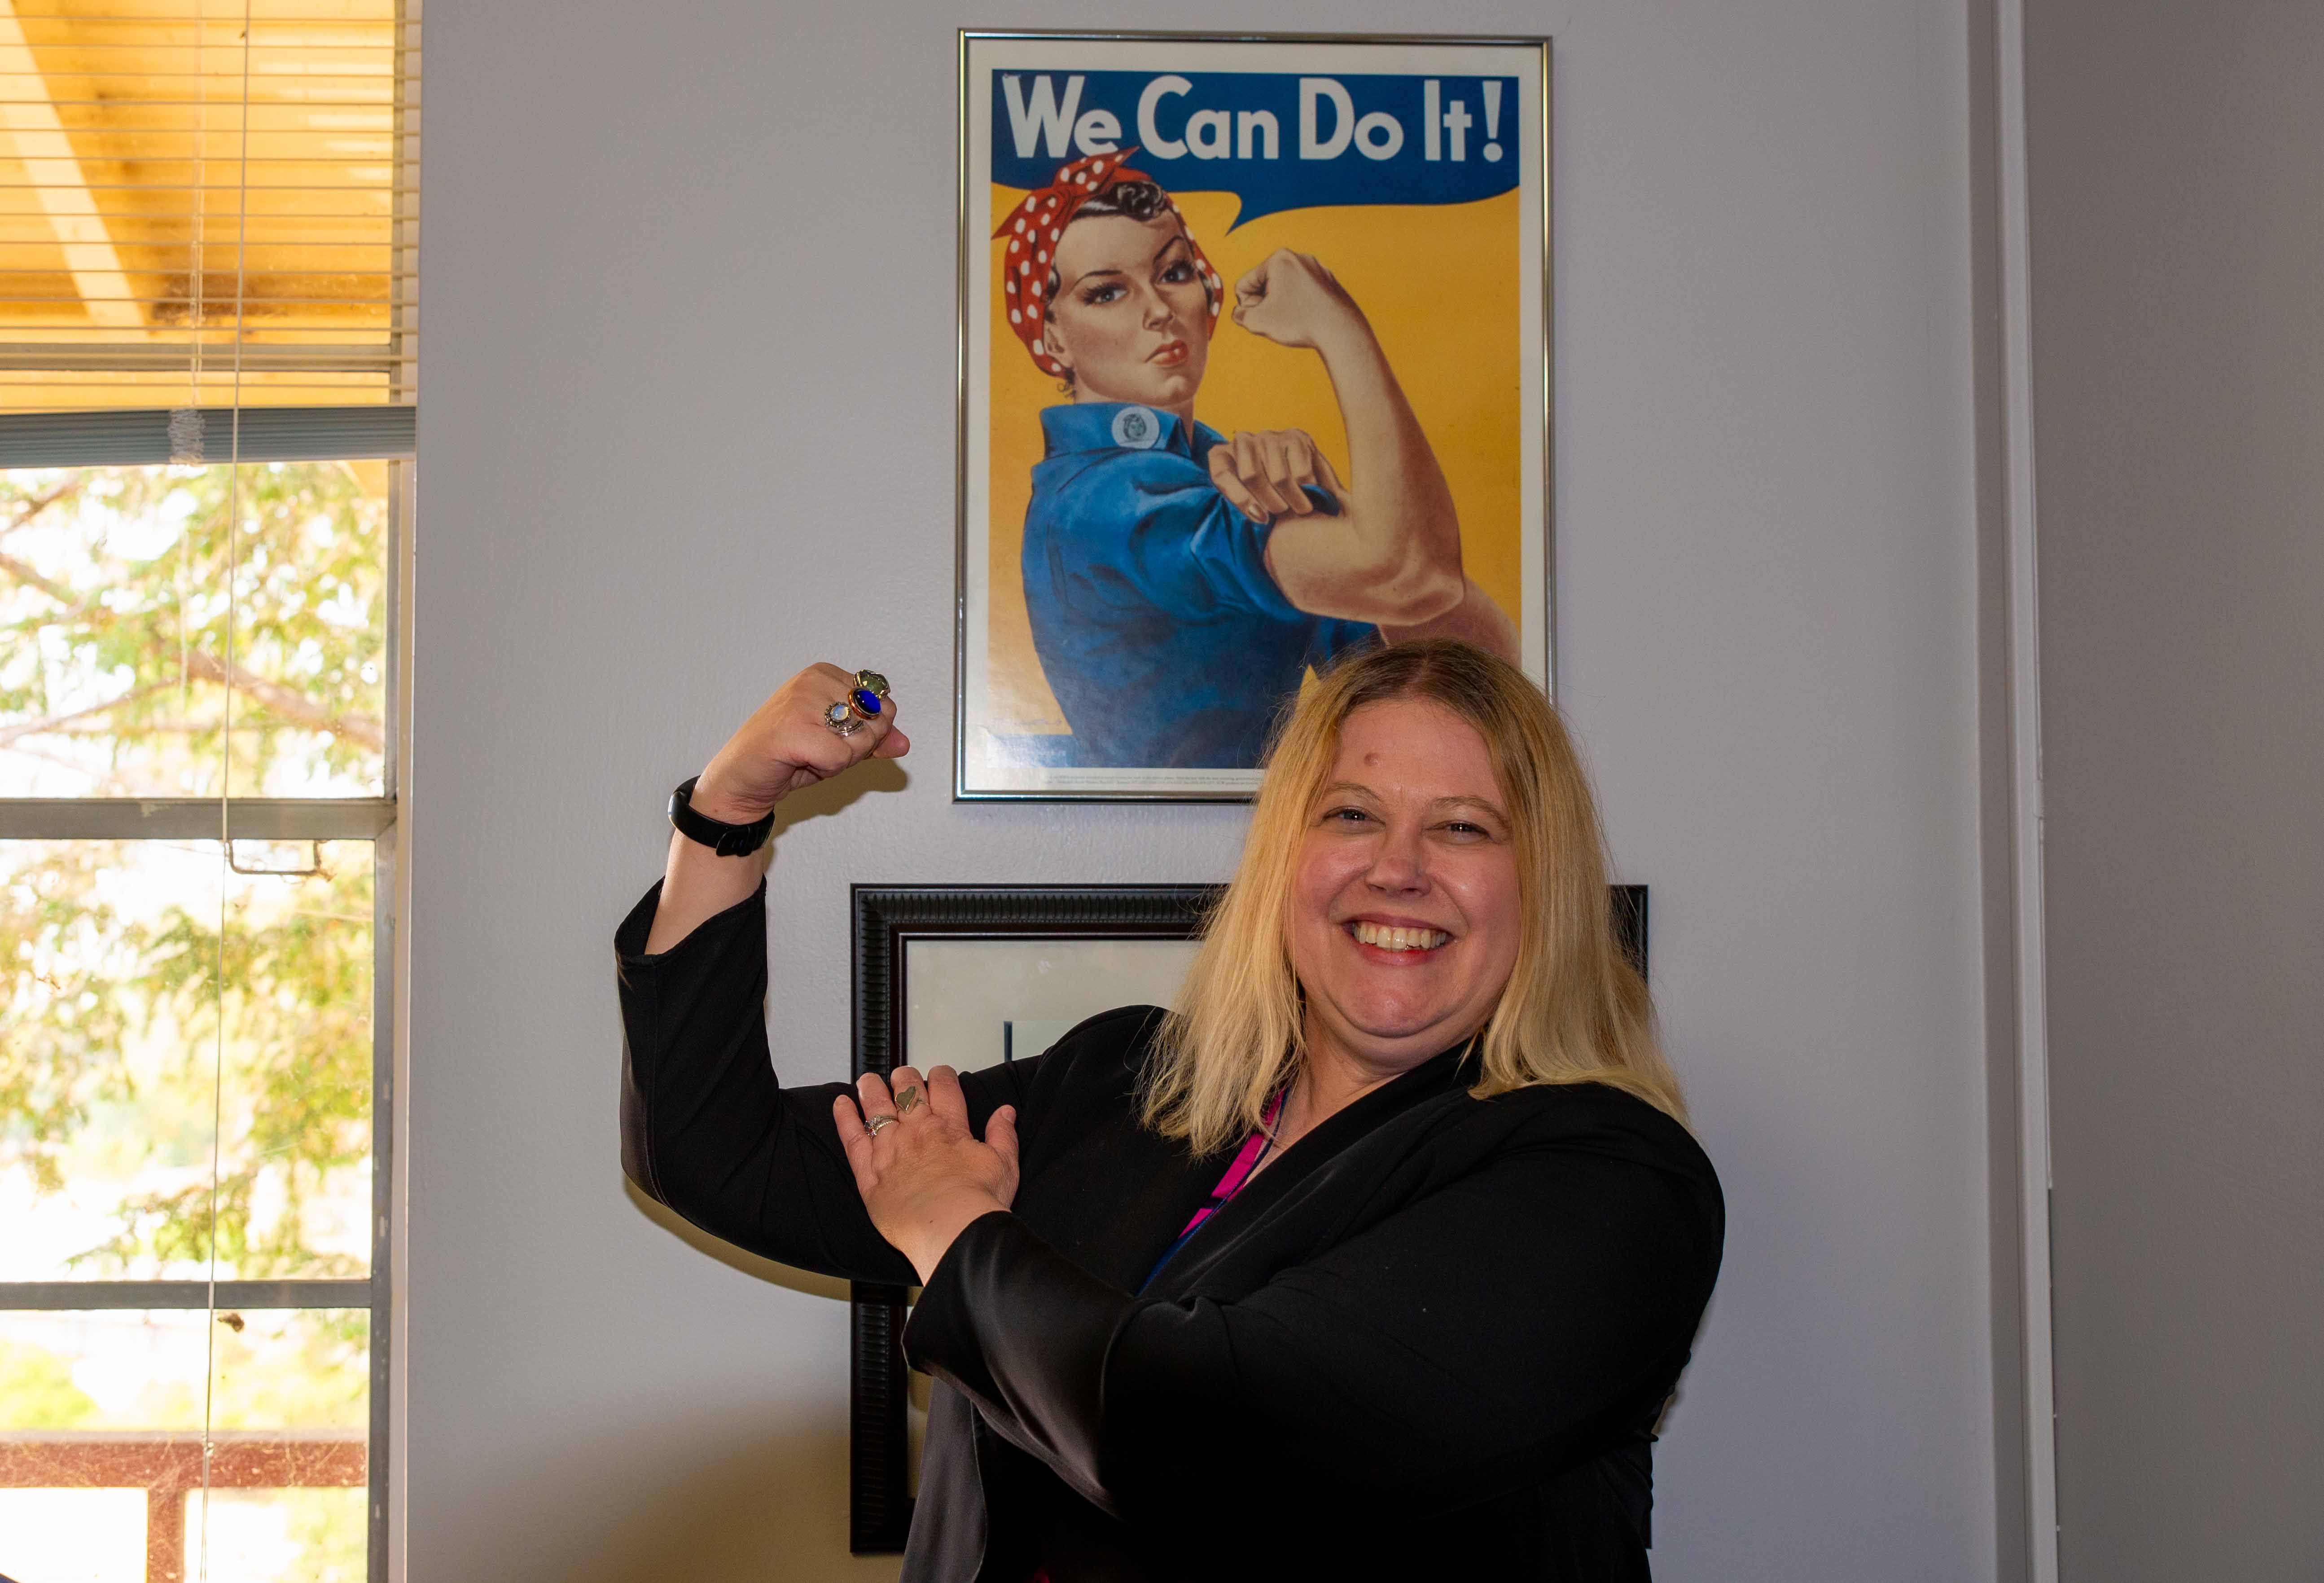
1139, 1089, 1286, 1293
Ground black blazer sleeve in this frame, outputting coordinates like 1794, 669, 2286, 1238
615, 879, 1034, 1285
901, 1095, 1721, 1531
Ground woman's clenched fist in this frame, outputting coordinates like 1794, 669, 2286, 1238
688, 663, 910, 823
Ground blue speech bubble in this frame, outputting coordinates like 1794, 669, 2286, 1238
990, 69, 1520, 229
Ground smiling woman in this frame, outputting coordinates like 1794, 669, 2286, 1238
615, 639, 1720, 1582
1144, 641, 1679, 1163
1248, 688, 1532, 1132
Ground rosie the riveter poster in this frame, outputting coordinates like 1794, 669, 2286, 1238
957, 33, 1548, 799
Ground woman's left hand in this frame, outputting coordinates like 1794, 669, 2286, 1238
836, 1066, 1020, 1283
1208, 427, 1346, 524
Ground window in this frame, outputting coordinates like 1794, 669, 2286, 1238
0, 4, 416, 1580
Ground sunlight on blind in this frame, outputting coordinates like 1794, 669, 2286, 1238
0, 0, 416, 414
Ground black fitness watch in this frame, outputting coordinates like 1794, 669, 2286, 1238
667, 775, 775, 857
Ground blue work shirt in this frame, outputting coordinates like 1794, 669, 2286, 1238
1020, 402, 1377, 769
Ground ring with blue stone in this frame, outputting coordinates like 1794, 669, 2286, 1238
844, 686, 887, 724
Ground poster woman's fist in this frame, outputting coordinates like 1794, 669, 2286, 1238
1232, 249, 1366, 351
688, 663, 909, 822
1207, 427, 1346, 524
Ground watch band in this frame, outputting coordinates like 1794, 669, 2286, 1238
668, 775, 775, 858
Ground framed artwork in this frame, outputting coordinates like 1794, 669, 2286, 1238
847, 883, 1219, 1551
846, 880, 1646, 1552
956, 31, 1552, 800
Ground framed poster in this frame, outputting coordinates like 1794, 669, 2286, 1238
957, 31, 1552, 800
845, 880, 1647, 1552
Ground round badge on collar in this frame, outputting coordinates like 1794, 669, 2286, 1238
1110, 405, 1162, 450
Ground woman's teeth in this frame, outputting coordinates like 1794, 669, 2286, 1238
1352, 921, 1449, 952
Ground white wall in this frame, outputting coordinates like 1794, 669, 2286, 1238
412, 2, 1995, 1578
2026, 1, 2324, 1576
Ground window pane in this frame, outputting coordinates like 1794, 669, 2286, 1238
0, 1307, 368, 1583
0, 462, 389, 799
190, 1487, 367, 1583
0, 840, 373, 1282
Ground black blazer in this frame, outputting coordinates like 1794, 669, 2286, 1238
616, 883, 1723, 1582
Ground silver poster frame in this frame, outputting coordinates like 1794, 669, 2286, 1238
953, 29, 1554, 801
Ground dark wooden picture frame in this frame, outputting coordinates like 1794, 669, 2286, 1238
847, 881, 1647, 1552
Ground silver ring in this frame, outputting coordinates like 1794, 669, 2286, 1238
863, 1114, 895, 1136
823, 699, 863, 738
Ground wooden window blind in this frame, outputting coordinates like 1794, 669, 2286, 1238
0, 0, 417, 451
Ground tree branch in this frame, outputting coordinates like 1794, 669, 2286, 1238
0, 736, 136, 791
0, 553, 384, 752
0, 545, 74, 605
0, 682, 172, 746
184, 647, 385, 752
0, 479, 83, 543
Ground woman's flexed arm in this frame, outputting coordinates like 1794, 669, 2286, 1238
1232, 250, 1466, 628
645, 663, 910, 954
621, 661, 955, 1284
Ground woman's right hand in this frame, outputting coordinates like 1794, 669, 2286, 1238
689, 663, 911, 823
644, 664, 908, 954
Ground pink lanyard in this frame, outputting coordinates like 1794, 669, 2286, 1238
1139, 1088, 1286, 1292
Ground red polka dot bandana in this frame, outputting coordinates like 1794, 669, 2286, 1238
993, 148, 1223, 378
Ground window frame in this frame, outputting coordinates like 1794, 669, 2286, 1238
0, 0, 420, 1563
0, 440, 411, 1583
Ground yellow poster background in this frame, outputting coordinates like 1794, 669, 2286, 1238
982, 185, 1526, 736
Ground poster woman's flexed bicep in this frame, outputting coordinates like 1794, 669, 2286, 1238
1230, 251, 1512, 659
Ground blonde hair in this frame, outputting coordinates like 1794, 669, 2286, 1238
1141, 640, 1685, 1153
